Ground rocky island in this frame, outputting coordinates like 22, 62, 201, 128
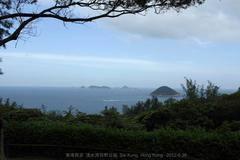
150, 86, 179, 97
121, 85, 129, 89
88, 85, 111, 89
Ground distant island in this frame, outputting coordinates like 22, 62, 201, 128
121, 85, 129, 89
150, 86, 179, 96
88, 85, 111, 89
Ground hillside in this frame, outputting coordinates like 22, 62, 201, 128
150, 86, 179, 96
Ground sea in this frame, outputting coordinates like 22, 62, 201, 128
0, 87, 184, 113
0, 87, 236, 114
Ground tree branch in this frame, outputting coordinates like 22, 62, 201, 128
0, 0, 205, 47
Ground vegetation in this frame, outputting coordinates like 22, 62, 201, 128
4, 121, 240, 160
1, 78, 240, 159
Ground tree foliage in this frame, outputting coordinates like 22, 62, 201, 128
1, 78, 240, 158
181, 78, 219, 101
181, 77, 199, 100
0, 0, 205, 47
122, 98, 163, 116
141, 79, 237, 131
101, 106, 123, 128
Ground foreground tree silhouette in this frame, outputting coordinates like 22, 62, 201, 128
0, 0, 205, 47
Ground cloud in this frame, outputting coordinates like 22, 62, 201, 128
102, 0, 240, 42
1, 52, 239, 88
1, 52, 194, 72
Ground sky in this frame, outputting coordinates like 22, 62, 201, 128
0, 0, 240, 89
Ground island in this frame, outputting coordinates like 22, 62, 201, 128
88, 85, 111, 89
150, 86, 179, 97
121, 85, 129, 89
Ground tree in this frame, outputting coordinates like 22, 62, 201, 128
0, 0, 205, 47
205, 81, 219, 100
63, 105, 75, 120
181, 78, 220, 101
122, 104, 130, 115
181, 77, 199, 100
101, 106, 123, 128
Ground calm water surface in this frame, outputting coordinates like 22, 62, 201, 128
0, 87, 181, 113
0, 87, 235, 113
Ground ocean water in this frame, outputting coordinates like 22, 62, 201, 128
0, 87, 182, 113
0, 87, 236, 113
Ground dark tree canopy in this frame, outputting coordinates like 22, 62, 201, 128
0, 0, 205, 47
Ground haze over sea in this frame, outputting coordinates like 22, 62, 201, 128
0, 87, 236, 113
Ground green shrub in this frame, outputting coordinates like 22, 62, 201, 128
4, 121, 240, 160
3, 108, 43, 121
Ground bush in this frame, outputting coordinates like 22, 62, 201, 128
3, 108, 43, 121
4, 121, 240, 160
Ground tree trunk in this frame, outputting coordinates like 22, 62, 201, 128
0, 118, 5, 160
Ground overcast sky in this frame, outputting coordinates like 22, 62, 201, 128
0, 0, 240, 89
